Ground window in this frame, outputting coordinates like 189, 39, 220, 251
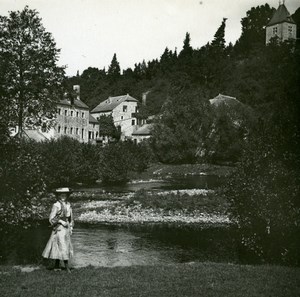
71, 110, 74, 116
76, 128, 79, 135
70, 127, 73, 134
82, 112, 84, 118
288, 26, 293, 36
121, 116, 123, 120
64, 110, 68, 116
273, 26, 278, 35
76, 111, 79, 117
132, 119, 135, 126
58, 108, 61, 115
82, 128, 84, 139
58, 126, 61, 133
123, 105, 127, 112
64, 127, 67, 134
135, 106, 138, 113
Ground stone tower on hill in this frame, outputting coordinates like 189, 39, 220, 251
266, 2, 297, 44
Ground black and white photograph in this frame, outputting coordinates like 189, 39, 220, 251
0, 0, 299, 296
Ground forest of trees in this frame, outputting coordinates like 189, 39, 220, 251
65, 4, 300, 112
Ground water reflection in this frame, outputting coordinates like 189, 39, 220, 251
0, 223, 237, 267
76, 175, 224, 194
70, 223, 237, 267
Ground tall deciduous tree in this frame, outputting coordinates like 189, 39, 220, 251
234, 4, 275, 55
151, 88, 212, 164
0, 6, 65, 135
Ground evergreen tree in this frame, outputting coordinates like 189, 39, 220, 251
211, 18, 227, 51
107, 53, 121, 81
179, 32, 193, 60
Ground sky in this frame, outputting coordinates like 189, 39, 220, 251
1, 0, 299, 76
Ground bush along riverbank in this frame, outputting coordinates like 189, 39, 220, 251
71, 189, 230, 225
129, 163, 236, 180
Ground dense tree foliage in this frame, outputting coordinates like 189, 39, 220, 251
0, 139, 46, 228
98, 114, 121, 141
224, 40, 300, 265
39, 136, 100, 188
234, 4, 275, 55
151, 89, 212, 164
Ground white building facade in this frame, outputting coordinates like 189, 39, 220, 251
91, 94, 139, 140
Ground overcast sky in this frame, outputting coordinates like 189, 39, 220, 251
1, 0, 299, 76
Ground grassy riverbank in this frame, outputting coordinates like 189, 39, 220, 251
1, 262, 299, 297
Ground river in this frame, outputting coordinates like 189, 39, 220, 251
0, 175, 243, 267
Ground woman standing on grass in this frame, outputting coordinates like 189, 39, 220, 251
42, 187, 74, 273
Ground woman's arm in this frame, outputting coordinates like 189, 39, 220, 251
70, 207, 74, 227
49, 204, 59, 226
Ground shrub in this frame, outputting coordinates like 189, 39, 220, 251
0, 139, 46, 228
224, 132, 300, 265
39, 136, 101, 188
99, 141, 152, 184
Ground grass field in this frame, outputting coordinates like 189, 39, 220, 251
1, 262, 299, 297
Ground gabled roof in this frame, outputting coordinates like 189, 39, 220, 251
19, 129, 48, 142
89, 114, 99, 124
209, 94, 242, 107
267, 4, 296, 26
132, 124, 152, 136
58, 98, 89, 109
91, 94, 138, 113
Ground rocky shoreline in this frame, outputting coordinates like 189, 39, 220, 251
72, 188, 230, 225
77, 209, 230, 225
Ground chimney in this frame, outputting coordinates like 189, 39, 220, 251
142, 91, 150, 106
73, 85, 80, 100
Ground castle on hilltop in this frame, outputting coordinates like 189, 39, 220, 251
266, 1, 297, 44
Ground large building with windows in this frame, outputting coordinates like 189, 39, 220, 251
266, 2, 297, 44
91, 94, 139, 140
55, 97, 90, 142
52, 85, 99, 143
13, 88, 145, 144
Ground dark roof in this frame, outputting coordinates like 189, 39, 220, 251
132, 124, 152, 136
209, 94, 242, 107
58, 98, 89, 109
89, 114, 99, 124
267, 4, 296, 26
91, 94, 138, 113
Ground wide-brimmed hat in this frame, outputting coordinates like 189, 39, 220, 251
54, 187, 73, 194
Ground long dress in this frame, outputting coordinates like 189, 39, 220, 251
42, 201, 74, 260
